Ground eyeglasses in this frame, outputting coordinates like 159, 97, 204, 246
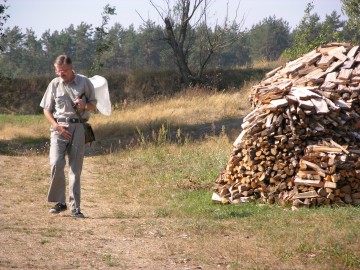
54, 65, 72, 75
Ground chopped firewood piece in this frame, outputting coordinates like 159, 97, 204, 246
294, 191, 319, 199
305, 68, 326, 80
329, 139, 349, 154
326, 60, 345, 73
318, 55, 335, 68
338, 69, 353, 80
269, 98, 288, 108
347, 45, 359, 58
294, 178, 324, 187
306, 145, 342, 153
342, 58, 355, 69
327, 46, 348, 61
266, 66, 283, 78
324, 181, 337, 189
311, 98, 329, 114
291, 87, 321, 100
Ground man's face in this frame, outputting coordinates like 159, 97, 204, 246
54, 64, 74, 82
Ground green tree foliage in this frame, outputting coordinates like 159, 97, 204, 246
22, 29, 47, 74
91, 4, 116, 74
0, 26, 25, 77
72, 23, 95, 72
318, 11, 345, 43
207, 24, 250, 68
138, 20, 171, 68
0, 0, 9, 52
341, 0, 360, 43
0, 0, 9, 81
282, 2, 322, 59
248, 16, 291, 61
282, 2, 347, 60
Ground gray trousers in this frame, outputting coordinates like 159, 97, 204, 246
48, 123, 85, 213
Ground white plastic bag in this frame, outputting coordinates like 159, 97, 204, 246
89, 75, 111, 116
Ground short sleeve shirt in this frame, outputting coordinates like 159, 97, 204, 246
40, 74, 97, 120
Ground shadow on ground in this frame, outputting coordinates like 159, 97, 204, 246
0, 117, 244, 156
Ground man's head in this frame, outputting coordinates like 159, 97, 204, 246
54, 55, 75, 83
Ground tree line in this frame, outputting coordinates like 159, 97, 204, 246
0, 1, 359, 85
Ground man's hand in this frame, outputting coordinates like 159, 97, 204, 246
54, 124, 72, 139
43, 109, 72, 140
74, 98, 86, 110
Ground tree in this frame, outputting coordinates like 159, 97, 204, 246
101, 23, 125, 70
282, 2, 322, 59
41, 29, 69, 73
317, 11, 345, 44
138, 20, 166, 68
120, 24, 143, 70
21, 29, 47, 75
248, 16, 291, 62
0, 0, 9, 52
71, 23, 95, 72
207, 24, 250, 67
341, 0, 360, 43
91, 4, 116, 74
149, 0, 244, 86
0, 26, 25, 77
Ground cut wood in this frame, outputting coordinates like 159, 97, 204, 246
294, 191, 319, 199
213, 43, 360, 208
294, 178, 324, 187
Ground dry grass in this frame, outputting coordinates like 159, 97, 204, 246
0, 86, 252, 143
91, 86, 252, 141
250, 58, 287, 70
0, 114, 49, 141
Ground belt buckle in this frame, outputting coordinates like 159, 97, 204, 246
70, 118, 76, 123
57, 117, 69, 127
56, 117, 66, 123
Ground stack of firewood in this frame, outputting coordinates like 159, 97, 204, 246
213, 43, 360, 207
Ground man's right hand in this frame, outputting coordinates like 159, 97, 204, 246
55, 124, 72, 139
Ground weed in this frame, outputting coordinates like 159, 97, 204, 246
41, 227, 62, 238
114, 211, 127, 219
102, 254, 118, 267
154, 207, 171, 218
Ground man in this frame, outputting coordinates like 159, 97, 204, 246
40, 55, 97, 218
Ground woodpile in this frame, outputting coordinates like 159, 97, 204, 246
213, 43, 360, 207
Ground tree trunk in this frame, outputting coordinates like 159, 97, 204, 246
164, 17, 193, 85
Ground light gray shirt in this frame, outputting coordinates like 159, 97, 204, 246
40, 74, 97, 120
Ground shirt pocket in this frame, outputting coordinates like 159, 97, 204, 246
54, 94, 69, 111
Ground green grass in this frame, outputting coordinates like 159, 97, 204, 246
0, 114, 44, 125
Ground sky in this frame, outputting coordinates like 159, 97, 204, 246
5, 0, 347, 37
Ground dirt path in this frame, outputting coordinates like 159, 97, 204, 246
0, 155, 208, 270
0, 118, 248, 269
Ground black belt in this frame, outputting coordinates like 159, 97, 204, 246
55, 118, 82, 123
